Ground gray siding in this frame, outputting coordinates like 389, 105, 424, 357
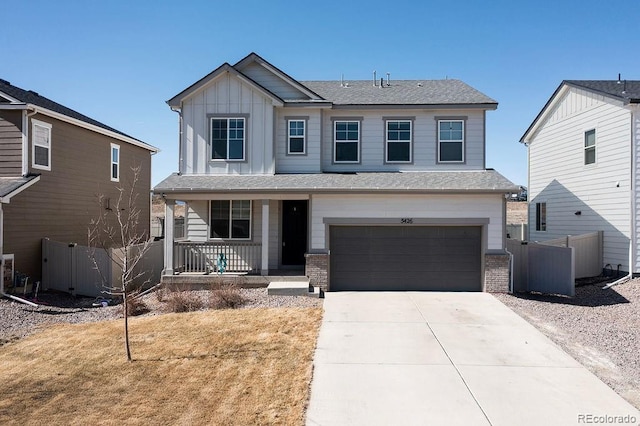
275, 108, 322, 173
3, 113, 152, 281
634, 110, 640, 272
180, 72, 275, 175
321, 109, 485, 172
0, 110, 23, 176
240, 62, 308, 100
528, 87, 631, 272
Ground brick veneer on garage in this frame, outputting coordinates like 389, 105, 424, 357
305, 252, 329, 291
484, 253, 510, 292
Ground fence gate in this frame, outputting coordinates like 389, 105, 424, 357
507, 239, 575, 296
42, 238, 111, 297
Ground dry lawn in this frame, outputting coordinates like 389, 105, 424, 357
0, 307, 322, 425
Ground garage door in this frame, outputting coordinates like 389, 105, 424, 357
330, 226, 482, 291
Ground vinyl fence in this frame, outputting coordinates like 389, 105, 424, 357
506, 224, 528, 241
537, 231, 603, 279
42, 238, 163, 298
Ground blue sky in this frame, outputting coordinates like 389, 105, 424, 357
2, 0, 639, 186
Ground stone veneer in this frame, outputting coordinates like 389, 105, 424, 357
305, 251, 329, 290
484, 252, 510, 292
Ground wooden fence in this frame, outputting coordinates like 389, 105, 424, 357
42, 238, 163, 298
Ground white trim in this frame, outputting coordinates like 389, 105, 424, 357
31, 118, 52, 171
27, 105, 157, 152
385, 119, 412, 163
584, 128, 596, 165
287, 119, 306, 155
110, 143, 120, 182
0, 90, 23, 104
210, 117, 246, 162
0, 175, 40, 204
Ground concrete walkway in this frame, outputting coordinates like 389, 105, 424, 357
306, 292, 640, 426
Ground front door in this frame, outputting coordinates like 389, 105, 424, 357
281, 200, 308, 266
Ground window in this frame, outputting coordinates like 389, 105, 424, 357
334, 120, 359, 163
32, 119, 52, 170
111, 143, 120, 182
585, 129, 596, 165
210, 200, 251, 239
536, 202, 547, 231
386, 120, 412, 162
211, 117, 245, 161
287, 119, 306, 154
438, 120, 464, 162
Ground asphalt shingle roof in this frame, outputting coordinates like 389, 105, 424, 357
301, 80, 497, 106
0, 79, 142, 141
565, 80, 640, 103
0, 175, 38, 199
154, 171, 517, 194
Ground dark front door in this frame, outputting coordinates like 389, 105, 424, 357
282, 200, 308, 266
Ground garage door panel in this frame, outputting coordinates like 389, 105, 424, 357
330, 225, 482, 291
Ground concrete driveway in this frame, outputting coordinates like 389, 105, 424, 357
306, 292, 640, 426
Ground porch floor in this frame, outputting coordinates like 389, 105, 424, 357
161, 269, 308, 289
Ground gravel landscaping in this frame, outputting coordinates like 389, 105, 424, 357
495, 278, 640, 410
0, 287, 322, 344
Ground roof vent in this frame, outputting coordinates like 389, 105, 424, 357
386, 72, 390, 87
373, 70, 377, 87
417, 82, 423, 87
617, 73, 622, 84
0, 79, 10, 85
379, 77, 384, 88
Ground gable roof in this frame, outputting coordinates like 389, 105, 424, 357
167, 53, 497, 110
521, 80, 640, 144
154, 170, 518, 195
0, 79, 157, 152
302, 79, 497, 107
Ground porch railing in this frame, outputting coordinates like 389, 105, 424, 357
174, 241, 261, 274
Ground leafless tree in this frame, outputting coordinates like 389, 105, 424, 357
88, 165, 153, 361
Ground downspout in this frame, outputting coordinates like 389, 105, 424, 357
505, 247, 514, 293
603, 107, 636, 289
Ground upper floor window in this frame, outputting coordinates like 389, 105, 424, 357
211, 117, 245, 161
438, 119, 464, 163
386, 120, 412, 163
287, 119, 306, 155
585, 129, 596, 165
111, 143, 120, 182
334, 120, 359, 163
535, 202, 547, 231
32, 119, 52, 171
210, 200, 251, 239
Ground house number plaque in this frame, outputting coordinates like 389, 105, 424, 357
400, 218, 414, 224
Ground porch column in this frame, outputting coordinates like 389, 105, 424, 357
261, 199, 269, 276
162, 199, 174, 276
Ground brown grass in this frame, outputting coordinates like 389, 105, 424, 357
0, 308, 323, 425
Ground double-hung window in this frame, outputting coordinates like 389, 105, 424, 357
438, 119, 464, 162
211, 117, 245, 161
287, 119, 306, 154
32, 119, 52, 171
584, 129, 596, 165
334, 120, 359, 163
386, 120, 412, 162
210, 200, 251, 239
111, 143, 120, 182
535, 202, 547, 232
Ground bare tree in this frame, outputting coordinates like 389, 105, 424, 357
88, 165, 153, 361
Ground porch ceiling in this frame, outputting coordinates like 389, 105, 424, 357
154, 171, 518, 196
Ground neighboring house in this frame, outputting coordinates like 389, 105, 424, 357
155, 53, 518, 292
521, 79, 640, 276
0, 79, 157, 291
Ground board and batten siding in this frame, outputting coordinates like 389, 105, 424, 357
239, 62, 308, 100
275, 108, 322, 173
180, 72, 275, 175
0, 110, 23, 176
310, 193, 504, 251
528, 87, 632, 272
184, 199, 280, 268
320, 109, 485, 172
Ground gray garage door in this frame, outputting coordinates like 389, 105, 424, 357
330, 226, 482, 291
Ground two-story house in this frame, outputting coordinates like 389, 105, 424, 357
521, 79, 640, 278
154, 53, 517, 292
0, 79, 157, 296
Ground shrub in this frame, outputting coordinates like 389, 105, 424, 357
119, 294, 150, 317
210, 283, 246, 310
166, 287, 204, 313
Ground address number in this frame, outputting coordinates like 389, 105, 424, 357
401, 218, 414, 224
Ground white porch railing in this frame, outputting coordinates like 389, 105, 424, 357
173, 241, 261, 274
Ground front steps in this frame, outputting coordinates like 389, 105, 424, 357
267, 280, 321, 297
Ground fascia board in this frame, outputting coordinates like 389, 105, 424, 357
0, 175, 40, 203
520, 83, 568, 144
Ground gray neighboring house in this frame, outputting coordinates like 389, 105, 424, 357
521, 79, 640, 276
0, 79, 157, 293
155, 52, 518, 292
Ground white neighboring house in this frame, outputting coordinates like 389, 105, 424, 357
155, 52, 518, 292
521, 79, 640, 276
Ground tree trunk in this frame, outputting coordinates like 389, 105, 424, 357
124, 294, 132, 362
